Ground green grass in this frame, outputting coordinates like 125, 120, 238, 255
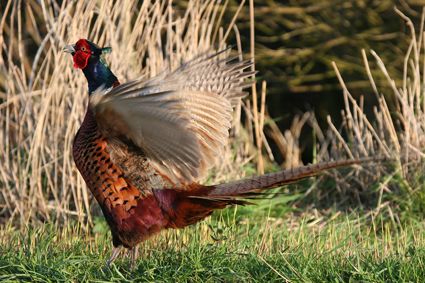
1, 199, 425, 282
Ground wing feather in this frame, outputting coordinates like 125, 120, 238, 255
90, 49, 253, 185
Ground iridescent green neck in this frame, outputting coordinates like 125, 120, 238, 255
82, 57, 118, 94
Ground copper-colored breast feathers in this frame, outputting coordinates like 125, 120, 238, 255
73, 131, 141, 214
72, 108, 176, 247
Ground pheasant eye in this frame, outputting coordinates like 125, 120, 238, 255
81, 46, 87, 52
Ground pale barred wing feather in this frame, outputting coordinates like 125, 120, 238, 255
91, 90, 233, 183
109, 50, 254, 104
145, 52, 254, 105
90, 50, 253, 184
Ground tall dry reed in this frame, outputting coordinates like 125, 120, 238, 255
0, 0, 269, 228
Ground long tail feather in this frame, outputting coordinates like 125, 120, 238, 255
156, 157, 386, 229
209, 157, 383, 197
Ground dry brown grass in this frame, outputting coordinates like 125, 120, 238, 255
1, 0, 424, 230
0, 0, 270, 228
302, 8, 425, 214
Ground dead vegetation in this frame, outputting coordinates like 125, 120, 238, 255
0, 0, 424, 229
0, 0, 269, 228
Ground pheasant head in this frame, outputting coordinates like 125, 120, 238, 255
64, 39, 118, 93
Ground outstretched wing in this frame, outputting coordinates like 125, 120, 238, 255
90, 50, 254, 185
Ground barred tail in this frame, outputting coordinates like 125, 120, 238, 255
209, 157, 380, 197
158, 157, 385, 229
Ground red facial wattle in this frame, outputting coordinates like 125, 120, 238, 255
72, 39, 93, 69
73, 50, 91, 69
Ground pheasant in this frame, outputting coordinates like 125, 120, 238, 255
64, 39, 374, 267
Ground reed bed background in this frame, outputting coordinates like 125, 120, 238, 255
0, 0, 272, 228
1, 0, 424, 229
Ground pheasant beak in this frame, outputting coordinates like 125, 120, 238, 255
63, 44, 76, 54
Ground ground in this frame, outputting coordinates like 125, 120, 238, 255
1, 197, 425, 282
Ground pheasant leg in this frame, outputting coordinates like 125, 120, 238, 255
129, 245, 139, 270
106, 246, 122, 268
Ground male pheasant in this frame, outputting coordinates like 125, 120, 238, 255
64, 39, 372, 267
